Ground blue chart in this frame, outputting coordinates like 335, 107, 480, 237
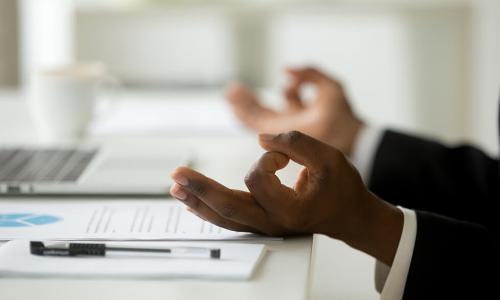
0, 213, 62, 227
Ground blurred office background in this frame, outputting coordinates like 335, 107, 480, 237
1, 1, 499, 298
1, 0, 499, 154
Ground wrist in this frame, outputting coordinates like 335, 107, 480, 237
345, 118, 365, 156
332, 118, 365, 156
341, 192, 403, 266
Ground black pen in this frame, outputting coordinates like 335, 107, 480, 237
30, 241, 221, 259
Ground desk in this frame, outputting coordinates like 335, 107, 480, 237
0, 89, 379, 299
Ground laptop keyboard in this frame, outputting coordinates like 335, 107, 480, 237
0, 148, 97, 182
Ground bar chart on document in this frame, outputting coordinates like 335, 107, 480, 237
0, 201, 279, 241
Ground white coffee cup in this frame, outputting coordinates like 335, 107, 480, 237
29, 62, 117, 143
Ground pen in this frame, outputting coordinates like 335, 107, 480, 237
30, 241, 221, 259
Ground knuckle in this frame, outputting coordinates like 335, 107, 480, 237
219, 203, 237, 219
312, 164, 330, 184
267, 152, 287, 169
269, 155, 280, 170
245, 167, 267, 191
187, 180, 207, 197
259, 152, 275, 169
184, 194, 200, 209
280, 130, 303, 146
244, 169, 259, 190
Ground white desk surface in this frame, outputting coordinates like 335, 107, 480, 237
0, 89, 379, 299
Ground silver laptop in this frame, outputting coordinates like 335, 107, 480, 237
0, 147, 190, 197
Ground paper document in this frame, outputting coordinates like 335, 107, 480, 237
0, 200, 280, 241
0, 240, 266, 280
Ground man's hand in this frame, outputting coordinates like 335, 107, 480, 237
226, 67, 364, 156
170, 131, 403, 265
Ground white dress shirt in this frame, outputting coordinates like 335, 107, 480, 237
350, 126, 418, 300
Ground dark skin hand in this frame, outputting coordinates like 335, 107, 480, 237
170, 131, 403, 266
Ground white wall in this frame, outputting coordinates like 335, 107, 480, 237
76, 8, 236, 86
468, 0, 500, 155
267, 7, 468, 142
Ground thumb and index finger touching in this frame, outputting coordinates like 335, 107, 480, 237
284, 67, 335, 109
246, 131, 336, 213
258, 131, 332, 173
286, 67, 329, 85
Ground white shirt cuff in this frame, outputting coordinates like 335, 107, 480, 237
350, 125, 384, 184
378, 207, 417, 300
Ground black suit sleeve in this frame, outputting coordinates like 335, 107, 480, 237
369, 130, 499, 229
402, 211, 497, 299
368, 130, 499, 298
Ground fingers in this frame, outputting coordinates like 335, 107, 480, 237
254, 151, 290, 173
170, 183, 258, 233
244, 152, 296, 211
285, 67, 331, 85
188, 207, 259, 234
283, 84, 304, 110
258, 131, 337, 173
226, 82, 260, 106
284, 67, 341, 109
294, 167, 310, 193
170, 166, 269, 230
283, 67, 323, 109
225, 82, 277, 130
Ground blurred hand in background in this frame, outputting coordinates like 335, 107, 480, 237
226, 67, 365, 156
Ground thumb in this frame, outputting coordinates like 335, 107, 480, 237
283, 84, 305, 110
258, 131, 333, 172
244, 151, 296, 212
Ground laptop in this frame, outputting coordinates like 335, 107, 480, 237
0, 147, 190, 197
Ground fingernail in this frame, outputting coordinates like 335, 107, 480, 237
172, 174, 188, 186
259, 134, 276, 142
171, 184, 187, 200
